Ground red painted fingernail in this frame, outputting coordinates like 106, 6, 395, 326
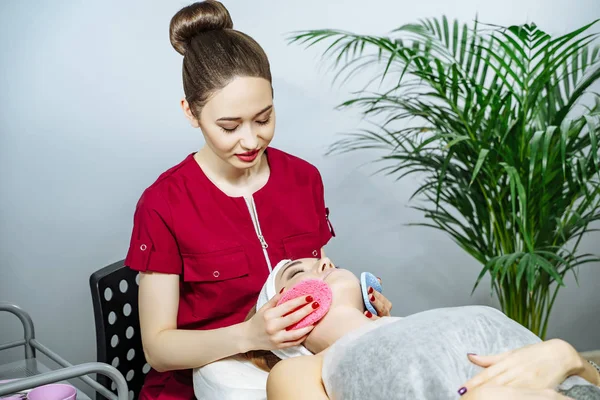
312, 302, 320, 309
368, 287, 374, 294
365, 311, 373, 318
279, 287, 285, 294
370, 295, 375, 302
306, 295, 313, 303
458, 387, 467, 396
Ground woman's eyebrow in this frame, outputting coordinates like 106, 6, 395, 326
216, 105, 273, 122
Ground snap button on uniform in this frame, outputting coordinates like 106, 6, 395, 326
140, 244, 147, 251
312, 250, 318, 257
213, 271, 220, 278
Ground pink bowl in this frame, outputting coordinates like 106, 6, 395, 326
27, 384, 76, 400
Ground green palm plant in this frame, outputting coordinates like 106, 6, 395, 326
289, 17, 600, 338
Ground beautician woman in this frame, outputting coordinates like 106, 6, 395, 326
124, 1, 393, 399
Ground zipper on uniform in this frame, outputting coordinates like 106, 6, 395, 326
244, 196, 273, 272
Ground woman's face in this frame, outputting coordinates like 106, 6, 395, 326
275, 257, 363, 309
183, 76, 275, 170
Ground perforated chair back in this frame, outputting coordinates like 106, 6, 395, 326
90, 260, 149, 400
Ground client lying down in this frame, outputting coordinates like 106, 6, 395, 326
244, 257, 600, 400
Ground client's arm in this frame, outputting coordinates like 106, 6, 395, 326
460, 339, 600, 392
580, 358, 600, 387
266, 355, 328, 400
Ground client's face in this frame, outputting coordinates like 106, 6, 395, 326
275, 257, 363, 309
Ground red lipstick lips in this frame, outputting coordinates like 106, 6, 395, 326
235, 149, 260, 163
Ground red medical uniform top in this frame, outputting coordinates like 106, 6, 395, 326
124, 147, 334, 400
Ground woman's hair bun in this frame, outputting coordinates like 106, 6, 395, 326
169, 1, 234, 55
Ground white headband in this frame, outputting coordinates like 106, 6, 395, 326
256, 259, 313, 360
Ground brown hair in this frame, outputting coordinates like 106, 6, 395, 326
243, 305, 281, 372
169, 1, 273, 116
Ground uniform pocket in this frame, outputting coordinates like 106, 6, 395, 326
182, 247, 250, 319
282, 232, 322, 260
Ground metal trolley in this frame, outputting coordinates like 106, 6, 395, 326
0, 302, 129, 400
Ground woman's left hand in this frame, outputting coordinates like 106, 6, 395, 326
364, 277, 393, 319
458, 339, 583, 395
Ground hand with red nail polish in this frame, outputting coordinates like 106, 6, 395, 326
368, 285, 393, 317
458, 340, 583, 395
245, 290, 317, 352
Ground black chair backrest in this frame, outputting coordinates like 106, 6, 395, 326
90, 260, 149, 400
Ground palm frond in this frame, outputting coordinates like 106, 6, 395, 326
289, 17, 600, 337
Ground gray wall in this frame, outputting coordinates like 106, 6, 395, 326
1, 0, 599, 396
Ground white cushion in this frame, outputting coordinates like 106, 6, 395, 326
193, 355, 269, 400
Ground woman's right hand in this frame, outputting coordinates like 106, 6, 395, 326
243, 292, 319, 352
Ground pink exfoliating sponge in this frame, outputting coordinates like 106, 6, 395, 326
276, 279, 333, 330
